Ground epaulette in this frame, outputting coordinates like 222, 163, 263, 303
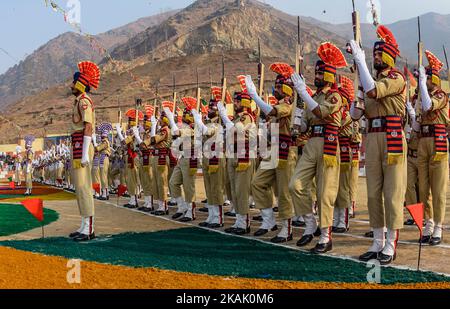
387, 68, 405, 81
325, 89, 341, 104
434, 89, 447, 100
79, 94, 95, 110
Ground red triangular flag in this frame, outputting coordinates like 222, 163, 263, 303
405, 203, 424, 236
21, 199, 44, 222
9, 181, 15, 189
92, 183, 101, 194
117, 184, 127, 197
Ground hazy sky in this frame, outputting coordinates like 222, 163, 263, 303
1, 0, 449, 74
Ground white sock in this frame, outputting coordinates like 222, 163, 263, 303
382, 229, 398, 256
259, 208, 276, 230
368, 227, 385, 252
424, 219, 434, 237
277, 219, 292, 238
318, 227, 331, 244
303, 213, 318, 235
432, 225, 443, 238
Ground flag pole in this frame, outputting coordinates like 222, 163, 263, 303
417, 233, 422, 271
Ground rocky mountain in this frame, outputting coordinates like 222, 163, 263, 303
306, 12, 450, 67
0, 10, 178, 109
0, 0, 355, 143
109, 0, 349, 65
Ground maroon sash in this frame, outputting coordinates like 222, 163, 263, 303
434, 124, 448, 156
339, 136, 351, 165
127, 145, 137, 168
386, 115, 404, 164
71, 131, 83, 160
157, 148, 169, 166
142, 149, 151, 166
324, 125, 339, 159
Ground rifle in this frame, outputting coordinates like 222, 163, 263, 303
221, 54, 227, 102
209, 67, 213, 99
196, 68, 201, 111
405, 59, 412, 125
351, 0, 363, 109
443, 45, 450, 88
405, 60, 411, 103
173, 74, 177, 114
256, 37, 264, 122
257, 38, 265, 98
417, 17, 423, 121
220, 54, 227, 125
153, 84, 159, 117
135, 98, 143, 129
290, 16, 302, 129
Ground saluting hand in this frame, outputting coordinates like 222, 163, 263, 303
245, 75, 258, 98
349, 40, 365, 64
291, 72, 306, 94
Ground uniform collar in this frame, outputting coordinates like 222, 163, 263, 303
208, 116, 219, 123
316, 85, 332, 95
75, 92, 87, 102
377, 67, 392, 78
430, 87, 441, 96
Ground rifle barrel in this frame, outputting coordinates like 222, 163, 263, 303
443, 45, 449, 70
418, 17, 421, 41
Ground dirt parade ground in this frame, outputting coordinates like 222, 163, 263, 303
1, 177, 450, 289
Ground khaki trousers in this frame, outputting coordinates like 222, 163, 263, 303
289, 137, 340, 227
169, 158, 196, 202
349, 158, 359, 203
227, 158, 253, 215
365, 132, 407, 230
100, 157, 109, 190
253, 147, 297, 220
203, 157, 225, 206
140, 164, 153, 196
417, 137, 448, 224
152, 156, 169, 202
72, 145, 95, 217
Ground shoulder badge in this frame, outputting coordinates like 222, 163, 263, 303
388, 71, 398, 79
436, 91, 444, 100
330, 95, 338, 104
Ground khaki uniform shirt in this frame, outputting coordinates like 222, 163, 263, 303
72, 93, 95, 133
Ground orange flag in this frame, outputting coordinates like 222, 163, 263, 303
405, 203, 424, 236
117, 184, 127, 197
92, 183, 101, 194
21, 199, 44, 222
9, 181, 15, 189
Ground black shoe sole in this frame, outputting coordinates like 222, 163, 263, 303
233, 227, 251, 235
172, 213, 184, 219
296, 235, 314, 247
154, 211, 169, 216
270, 234, 293, 243
358, 251, 380, 262
73, 234, 96, 242
311, 242, 333, 254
